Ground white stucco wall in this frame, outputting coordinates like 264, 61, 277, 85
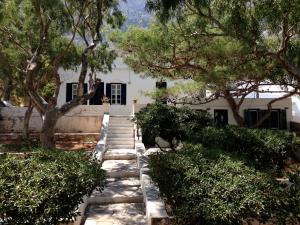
57, 59, 182, 115
56, 59, 299, 122
136, 97, 293, 129
0, 105, 109, 133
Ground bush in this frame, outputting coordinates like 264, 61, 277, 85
149, 145, 300, 225
135, 103, 212, 148
0, 149, 105, 225
192, 125, 294, 169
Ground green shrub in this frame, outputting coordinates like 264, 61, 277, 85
149, 145, 300, 225
0, 139, 41, 153
0, 149, 105, 225
135, 103, 212, 148
193, 125, 294, 169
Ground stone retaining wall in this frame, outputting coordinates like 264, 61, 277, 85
0, 105, 109, 133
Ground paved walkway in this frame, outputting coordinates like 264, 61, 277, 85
84, 116, 146, 225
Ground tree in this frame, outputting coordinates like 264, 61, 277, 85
0, 0, 124, 148
114, 16, 298, 127
145, 0, 300, 82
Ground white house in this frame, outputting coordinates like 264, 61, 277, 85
57, 59, 296, 131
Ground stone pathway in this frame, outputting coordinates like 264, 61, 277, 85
84, 116, 146, 225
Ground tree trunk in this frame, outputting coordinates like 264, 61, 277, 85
3, 77, 13, 102
223, 91, 246, 127
40, 108, 60, 149
23, 100, 33, 139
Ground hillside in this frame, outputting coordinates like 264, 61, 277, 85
120, 0, 152, 28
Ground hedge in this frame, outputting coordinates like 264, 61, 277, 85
0, 149, 105, 225
192, 125, 294, 169
134, 103, 213, 148
149, 145, 300, 225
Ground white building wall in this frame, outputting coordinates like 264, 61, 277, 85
136, 98, 293, 129
58, 59, 175, 115
57, 59, 297, 125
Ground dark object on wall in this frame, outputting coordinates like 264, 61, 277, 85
244, 109, 287, 130
66, 83, 88, 105
90, 82, 104, 105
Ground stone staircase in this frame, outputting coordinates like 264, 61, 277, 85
84, 116, 146, 225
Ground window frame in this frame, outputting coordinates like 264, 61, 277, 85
111, 83, 122, 105
72, 83, 78, 99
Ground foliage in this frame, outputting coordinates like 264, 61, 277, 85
0, 139, 41, 153
193, 125, 294, 169
149, 145, 300, 225
0, 149, 105, 225
114, 5, 298, 127
134, 103, 213, 148
144, 0, 300, 84
0, 0, 125, 148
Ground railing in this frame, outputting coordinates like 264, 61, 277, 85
132, 100, 142, 143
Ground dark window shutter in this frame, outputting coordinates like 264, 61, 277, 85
156, 82, 167, 89
121, 83, 127, 105
259, 110, 270, 129
156, 82, 167, 104
90, 82, 104, 105
84, 83, 88, 94
280, 110, 287, 130
82, 83, 88, 105
244, 110, 250, 127
66, 83, 73, 102
106, 83, 112, 104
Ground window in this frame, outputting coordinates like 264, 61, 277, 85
156, 81, 167, 104
72, 84, 78, 99
214, 110, 228, 126
270, 110, 280, 129
244, 109, 286, 130
111, 83, 122, 105
66, 83, 87, 104
156, 82, 167, 89
248, 109, 259, 126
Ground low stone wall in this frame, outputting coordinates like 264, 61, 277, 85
0, 105, 109, 133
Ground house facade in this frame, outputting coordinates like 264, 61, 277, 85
57, 59, 296, 130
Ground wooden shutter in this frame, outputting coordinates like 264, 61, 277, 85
90, 82, 104, 105
280, 109, 287, 130
66, 83, 73, 102
106, 83, 112, 104
244, 110, 250, 127
156, 82, 167, 104
259, 110, 270, 129
82, 83, 88, 105
121, 83, 127, 105
156, 82, 167, 89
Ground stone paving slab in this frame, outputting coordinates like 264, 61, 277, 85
108, 145, 135, 149
102, 160, 138, 172
90, 184, 142, 199
106, 177, 141, 187
104, 149, 137, 160
84, 203, 146, 225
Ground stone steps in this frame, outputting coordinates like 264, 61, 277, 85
108, 144, 135, 150
109, 123, 133, 127
106, 177, 141, 187
103, 149, 137, 160
107, 139, 134, 145
107, 133, 134, 138
102, 160, 139, 178
107, 137, 135, 141
84, 203, 146, 225
83, 116, 146, 225
88, 184, 143, 204
108, 128, 134, 133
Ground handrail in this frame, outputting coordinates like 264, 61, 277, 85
132, 100, 143, 143
93, 113, 110, 162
